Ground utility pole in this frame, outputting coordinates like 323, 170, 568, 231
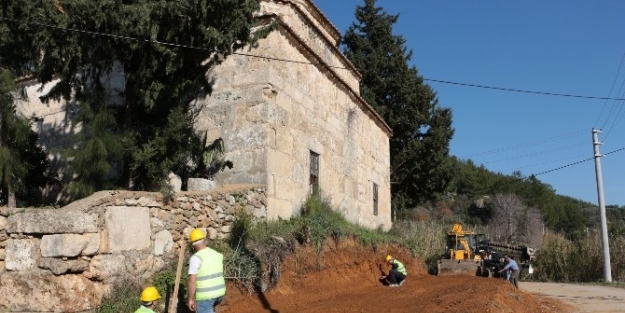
592, 128, 612, 282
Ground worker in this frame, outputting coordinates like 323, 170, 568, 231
498, 254, 520, 288
380, 255, 407, 287
187, 228, 226, 313
135, 286, 160, 313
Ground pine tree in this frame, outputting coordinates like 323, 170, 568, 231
343, 0, 454, 213
0, 69, 51, 207
0, 0, 275, 198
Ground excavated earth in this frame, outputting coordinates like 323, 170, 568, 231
220, 239, 573, 313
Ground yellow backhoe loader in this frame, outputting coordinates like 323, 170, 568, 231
437, 223, 538, 277
437, 223, 482, 276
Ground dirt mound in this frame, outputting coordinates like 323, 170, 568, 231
221, 239, 571, 313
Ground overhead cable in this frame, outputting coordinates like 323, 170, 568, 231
461, 130, 586, 158
2, 17, 624, 101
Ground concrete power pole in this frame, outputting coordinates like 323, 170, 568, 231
592, 129, 612, 282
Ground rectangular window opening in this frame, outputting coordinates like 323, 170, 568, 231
373, 182, 379, 216
309, 151, 319, 195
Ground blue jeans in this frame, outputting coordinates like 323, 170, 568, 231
196, 296, 224, 313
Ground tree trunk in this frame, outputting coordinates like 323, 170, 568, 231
8, 183, 16, 208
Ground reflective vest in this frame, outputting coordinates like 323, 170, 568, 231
394, 259, 407, 276
134, 306, 155, 313
194, 248, 226, 300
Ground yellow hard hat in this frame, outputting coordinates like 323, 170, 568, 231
140, 286, 161, 302
189, 228, 206, 243
385, 255, 393, 262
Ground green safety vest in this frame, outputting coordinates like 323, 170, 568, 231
394, 259, 407, 276
194, 248, 226, 300
134, 306, 155, 313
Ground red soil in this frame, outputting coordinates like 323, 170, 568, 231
220, 239, 572, 313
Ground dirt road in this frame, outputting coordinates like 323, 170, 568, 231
522, 282, 625, 313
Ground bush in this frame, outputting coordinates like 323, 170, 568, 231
97, 277, 143, 313
532, 230, 625, 283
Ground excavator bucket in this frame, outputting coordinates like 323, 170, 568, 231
437, 259, 479, 276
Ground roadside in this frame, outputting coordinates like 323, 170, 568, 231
522, 282, 625, 313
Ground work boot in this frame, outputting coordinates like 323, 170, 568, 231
399, 280, 405, 286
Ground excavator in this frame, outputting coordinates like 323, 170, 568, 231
437, 223, 537, 277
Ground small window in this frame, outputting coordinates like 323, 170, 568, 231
309, 151, 319, 195
373, 182, 379, 216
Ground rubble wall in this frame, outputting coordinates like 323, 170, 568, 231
0, 186, 266, 312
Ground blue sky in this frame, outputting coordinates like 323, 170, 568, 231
313, 0, 625, 206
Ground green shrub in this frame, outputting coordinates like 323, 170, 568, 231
533, 230, 625, 283
97, 278, 143, 313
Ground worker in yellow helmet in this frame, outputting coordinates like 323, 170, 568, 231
379, 255, 407, 287
135, 286, 160, 313
187, 228, 226, 313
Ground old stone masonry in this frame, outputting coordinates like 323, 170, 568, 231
0, 186, 266, 312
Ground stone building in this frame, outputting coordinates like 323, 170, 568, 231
15, 0, 393, 230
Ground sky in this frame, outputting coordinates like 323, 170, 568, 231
313, 0, 625, 206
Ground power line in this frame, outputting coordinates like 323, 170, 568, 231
0, 17, 355, 71
594, 51, 625, 127
530, 146, 625, 178
2, 17, 624, 101
425, 78, 625, 101
500, 153, 588, 172
481, 142, 587, 165
461, 130, 586, 158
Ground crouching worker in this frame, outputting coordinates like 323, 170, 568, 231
379, 255, 407, 287
135, 286, 160, 313
498, 254, 520, 288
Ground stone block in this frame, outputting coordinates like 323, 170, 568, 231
0, 272, 106, 312
138, 196, 161, 207
253, 206, 267, 220
5, 239, 39, 271
38, 258, 89, 275
207, 228, 218, 240
187, 178, 217, 191
0, 216, 6, 231
40, 233, 100, 257
153, 230, 174, 256
7, 210, 98, 234
89, 254, 126, 282
168, 172, 182, 193
0, 249, 5, 260
105, 206, 151, 252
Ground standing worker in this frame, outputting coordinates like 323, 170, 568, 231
498, 254, 520, 288
135, 286, 160, 313
380, 255, 407, 287
187, 228, 226, 313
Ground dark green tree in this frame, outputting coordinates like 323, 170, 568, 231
0, 0, 275, 199
343, 0, 454, 213
0, 69, 51, 207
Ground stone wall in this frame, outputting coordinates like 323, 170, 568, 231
0, 186, 266, 312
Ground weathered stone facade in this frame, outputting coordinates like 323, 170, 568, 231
0, 187, 266, 312
196, 0, 392, 229
14, 0, 392, 230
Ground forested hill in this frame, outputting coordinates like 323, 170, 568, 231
414, 156, 625, 239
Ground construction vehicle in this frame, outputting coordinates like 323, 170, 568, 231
476, 240, 537, 278
437, 223, 537, 277
437, 223, 482, 276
